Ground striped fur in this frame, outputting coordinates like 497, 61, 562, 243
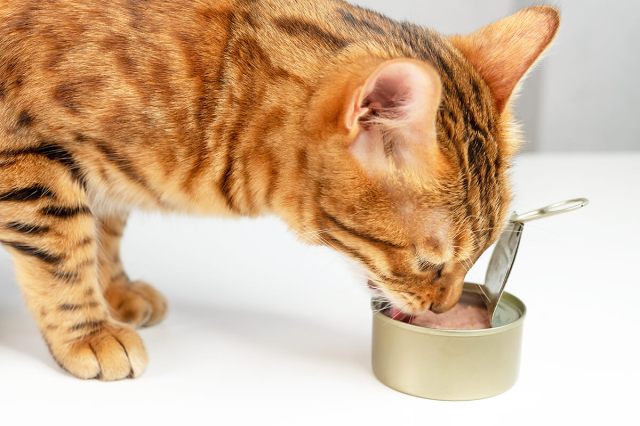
0, 0, 559, 379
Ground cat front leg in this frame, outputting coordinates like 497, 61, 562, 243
0, 149, 147, 380
97, 213, 167, 328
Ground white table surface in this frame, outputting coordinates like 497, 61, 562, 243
1, 153, 638, 425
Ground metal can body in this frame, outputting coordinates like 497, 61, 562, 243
371, 283, 526, 401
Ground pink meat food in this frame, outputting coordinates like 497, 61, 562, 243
386, 302, 491, 330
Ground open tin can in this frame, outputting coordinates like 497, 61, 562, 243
370, 198, 588, 400
371, 283, 525, 400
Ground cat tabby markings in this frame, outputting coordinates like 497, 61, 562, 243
0, 0, 559, 380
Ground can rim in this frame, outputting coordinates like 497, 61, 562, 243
371, 282, 526, 337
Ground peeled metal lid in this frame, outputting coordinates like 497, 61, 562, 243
482, 216, 524, 322
479, 198, 589, 326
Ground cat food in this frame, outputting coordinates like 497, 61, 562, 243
386, 302, 491, 330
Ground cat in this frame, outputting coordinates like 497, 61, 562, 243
0, 0, 559, 380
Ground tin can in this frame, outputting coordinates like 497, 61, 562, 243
371, 283, 526, 401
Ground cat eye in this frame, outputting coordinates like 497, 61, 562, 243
417, 259, 444, 276
323, 209, 407, 249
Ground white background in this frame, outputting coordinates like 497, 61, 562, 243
1, 154, 638, 424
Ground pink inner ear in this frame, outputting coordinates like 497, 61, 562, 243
362, 64, 423, 116
347, 60, 443, 176
346, 60, 440, 131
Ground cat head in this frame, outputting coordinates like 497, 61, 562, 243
302, 7, 559, 314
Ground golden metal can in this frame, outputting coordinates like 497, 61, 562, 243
371, 283, 526, 401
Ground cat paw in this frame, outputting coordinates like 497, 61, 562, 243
105, 281, 168, 328
52, 322, 147, 380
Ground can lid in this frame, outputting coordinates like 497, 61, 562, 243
481, 217, 524, 320
479, 198, 589, 325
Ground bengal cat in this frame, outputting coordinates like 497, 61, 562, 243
0, 0, 559, 380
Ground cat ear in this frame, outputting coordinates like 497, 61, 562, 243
345, 59, 442, 176
450, 6, 560, 113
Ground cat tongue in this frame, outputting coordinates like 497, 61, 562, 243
387, 307, 412, 323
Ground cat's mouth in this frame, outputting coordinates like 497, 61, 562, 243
367, 279, 426, 315
367, 273, 465, 315
369, 286, 414, 322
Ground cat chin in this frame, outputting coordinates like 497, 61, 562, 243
374, 285, 432, 316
